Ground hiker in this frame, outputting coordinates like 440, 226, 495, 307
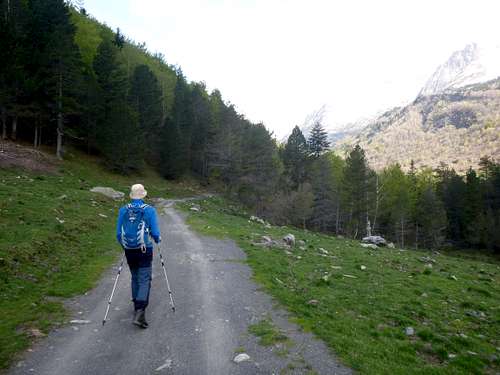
116, 183, 161, 328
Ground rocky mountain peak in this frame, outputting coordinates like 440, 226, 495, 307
418, 43, 500, 97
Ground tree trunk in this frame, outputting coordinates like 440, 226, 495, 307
335, 202, 340, 235
373, 175, 380, 231
56, 72, 63, 159
415, 223, 419, 250
12, 115, 17, 141
34, 125, 38, 147
1, 108, 6, 140
401, 218, 405, 249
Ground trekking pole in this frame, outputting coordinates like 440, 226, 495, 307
157, 244, 175, 312
102, 254, 125, 325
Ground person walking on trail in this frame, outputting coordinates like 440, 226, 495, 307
116, 184, 161, 329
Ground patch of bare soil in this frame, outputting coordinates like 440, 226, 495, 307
0, 140, 60, 174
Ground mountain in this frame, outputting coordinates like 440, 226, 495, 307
419, 43, 500, 97
336, 78, 500, 172
332, 43, 500, 172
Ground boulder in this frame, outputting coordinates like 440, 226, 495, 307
283, 234, 295, 246
362, 235, 387, 246
388, 242, 395, 249
90, 187, 124, 200
361, 243, 378, 249
250, 215, 266, 225
233, 353, 250, 363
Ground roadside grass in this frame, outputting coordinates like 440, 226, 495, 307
249, 319, 291, 347
0, 150, 196, 369
180, 196, 500, 375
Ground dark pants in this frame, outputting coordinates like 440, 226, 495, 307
124, 248, 152, 311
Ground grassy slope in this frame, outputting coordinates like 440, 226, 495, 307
0, 149, 197, 369
180, 197, 500, 375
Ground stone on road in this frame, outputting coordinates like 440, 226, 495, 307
9, 199, 351, 375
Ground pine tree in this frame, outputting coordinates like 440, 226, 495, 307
415, 186, 447, 249
343, 145, 371, 238
29, 0, 83, 158
93, 38, 142, 172
283, 125, 309, 188
129, 64, 163, 163
308, 121, 330, 158
310, 155, 337, 231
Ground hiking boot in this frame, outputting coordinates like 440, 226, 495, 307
133, 309, 148, 328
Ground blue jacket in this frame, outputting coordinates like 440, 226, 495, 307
116, 199, 161, 249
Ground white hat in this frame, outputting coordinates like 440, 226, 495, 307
130, 184, 147, 199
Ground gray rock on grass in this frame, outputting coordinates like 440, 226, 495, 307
283, 234, 295, 246
362, 235, 387, 246
90, 187, 124, 200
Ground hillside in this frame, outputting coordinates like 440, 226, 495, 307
336, 78, 500, 172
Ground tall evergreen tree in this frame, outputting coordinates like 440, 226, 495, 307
283, 125, 308, 188
343, 145, 371, 238
308, 121, 330, 158
29, 0, 82, 158
93, 38, 142, 172
129, 64, 163, 163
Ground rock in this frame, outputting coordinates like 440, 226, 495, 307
69, 319, 91, 324
419, 256, 436, 264
299, 246, 306, 251
233, 353, 250, 363
318, 248, 329, 254
283, 234, 295, 246
29, 328, 46, 338
448, 353, 457, 359
362, 235, 387, 246
388, 242, 395, 249
90, 187, 124, 200
307, 299, 319, 305
298, 240, 306, 246
360, 265, 367, 270
405, 327, 415, 336
361, 243, 378, 249
250, 216, 266, 225
155, 359, 173, 371
466, 310, 486, 319
337, 235, 345, 239
261, 236, 273, 244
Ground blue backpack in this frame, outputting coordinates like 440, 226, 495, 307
120, 204, 149, 250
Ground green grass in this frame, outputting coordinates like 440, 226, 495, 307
248, 319, 290, 347
180, 197, 500, 375
0, 149, 197, 369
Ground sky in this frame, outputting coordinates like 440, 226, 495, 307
83, 0, 500, 138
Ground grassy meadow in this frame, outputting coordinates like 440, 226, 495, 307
180, 197, 500, 375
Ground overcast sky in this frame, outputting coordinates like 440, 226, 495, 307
83, 0, 499, 137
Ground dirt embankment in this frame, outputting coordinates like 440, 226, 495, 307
0, 141, 59, 174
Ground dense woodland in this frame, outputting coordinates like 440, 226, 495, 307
1, 0, 499, 252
